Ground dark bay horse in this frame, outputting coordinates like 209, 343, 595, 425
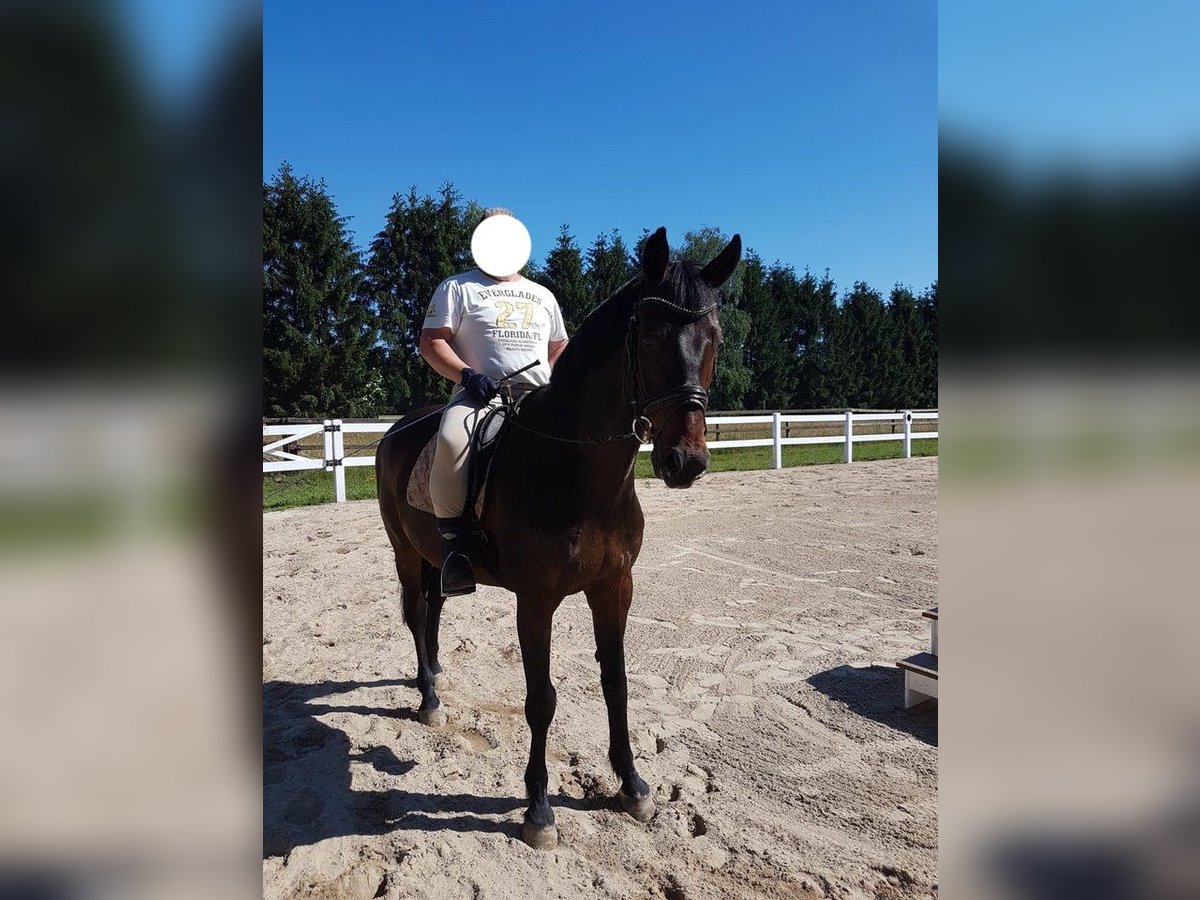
375, 227, 741, 849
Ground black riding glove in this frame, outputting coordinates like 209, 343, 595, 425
460, 368, 499, 404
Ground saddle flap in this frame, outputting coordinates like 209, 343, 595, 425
404, 424, 504, 521
405, 435, 440, 516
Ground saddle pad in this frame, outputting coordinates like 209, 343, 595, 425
406, 434, 486, 519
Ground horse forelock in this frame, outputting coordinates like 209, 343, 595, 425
664, 259, 719, 314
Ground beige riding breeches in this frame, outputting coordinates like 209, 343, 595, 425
429, 391, 504, 520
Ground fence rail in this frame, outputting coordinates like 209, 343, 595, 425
263, 410, 938, 503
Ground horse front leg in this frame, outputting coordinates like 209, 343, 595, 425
586, 571, 654, 823
516, 593, 560, 850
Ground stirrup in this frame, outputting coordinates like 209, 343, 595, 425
440, 550, 476, 597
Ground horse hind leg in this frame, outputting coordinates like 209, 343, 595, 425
421, 559, 449, 691
516, 592, 560, 850
392, 538, 445, 726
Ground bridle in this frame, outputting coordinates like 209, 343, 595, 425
625, 294, 718, 443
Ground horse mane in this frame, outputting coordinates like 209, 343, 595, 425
549, 260, 715, 394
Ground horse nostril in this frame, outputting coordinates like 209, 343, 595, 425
664, 448, 683, 477
681, 452, 708, 481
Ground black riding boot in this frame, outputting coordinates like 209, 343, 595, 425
436, 517, 476, 597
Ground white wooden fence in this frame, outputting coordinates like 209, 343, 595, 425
263, 410, 938, 503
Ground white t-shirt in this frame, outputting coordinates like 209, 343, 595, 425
424, 269, 567, 386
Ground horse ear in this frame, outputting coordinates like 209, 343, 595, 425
641, 227, 670, 283
701, 234, 742, 288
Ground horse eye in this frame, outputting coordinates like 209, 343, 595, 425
641, 324, 666, 344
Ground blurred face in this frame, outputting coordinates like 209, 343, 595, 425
470, 213, 531, 279
635, 305, 722, 488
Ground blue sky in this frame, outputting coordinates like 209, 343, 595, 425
265, 0, 937, 293
939, 2, 1200, 172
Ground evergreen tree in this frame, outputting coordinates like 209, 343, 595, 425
262, 164, 379, 418
838, 281, 898, 408
791, 269, 840, 408
812, 272, 848, 407
631, 228, 653, 267
736, 254, 767, 408
540, 225, 589, 335
740, 258, 804, 408
917, 281, 938, 407
361, 183, 476, 410
885, 285, 924, 408
585, 229, 635, 311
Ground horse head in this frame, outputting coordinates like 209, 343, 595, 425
633, 227, 741, 489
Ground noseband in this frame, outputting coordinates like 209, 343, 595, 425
625, 295, 717, 443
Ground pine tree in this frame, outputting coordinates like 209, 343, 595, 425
736, 254, 769, 408
886, 285, 924, 408
540, 225, 589, 335
740, 258, 804, 409
838, 282, 897, 408
585, 229, 636, 311
262, 164, 379, 418
361, 183, 476, 410
917, 281, 938, 407
808, 272, 845, 407
791, 269, 838, 408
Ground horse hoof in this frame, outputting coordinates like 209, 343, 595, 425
434, 672, 450, 691
418, 707, 447, 727
521, 821, 558, 851
619, 790, 656, 822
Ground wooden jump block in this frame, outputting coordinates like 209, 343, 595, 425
898, 652, 938, 708
923, 607, 938, 655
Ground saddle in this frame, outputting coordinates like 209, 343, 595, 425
406, 386, 541, 545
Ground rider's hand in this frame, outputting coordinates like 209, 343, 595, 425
460, 368, 499, 404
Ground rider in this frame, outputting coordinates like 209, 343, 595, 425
420, 208, 569, 596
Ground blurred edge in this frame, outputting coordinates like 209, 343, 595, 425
940, 52, 1200, 900
0, 2, 262, 899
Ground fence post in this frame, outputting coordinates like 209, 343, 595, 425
902, 411, 912, 459
322, 419, 334, 474
772, 412, 782, 469
843, 410, 853, 463
332, 420, 346, 503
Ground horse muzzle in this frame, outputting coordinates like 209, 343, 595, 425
657, 446, 709, 489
